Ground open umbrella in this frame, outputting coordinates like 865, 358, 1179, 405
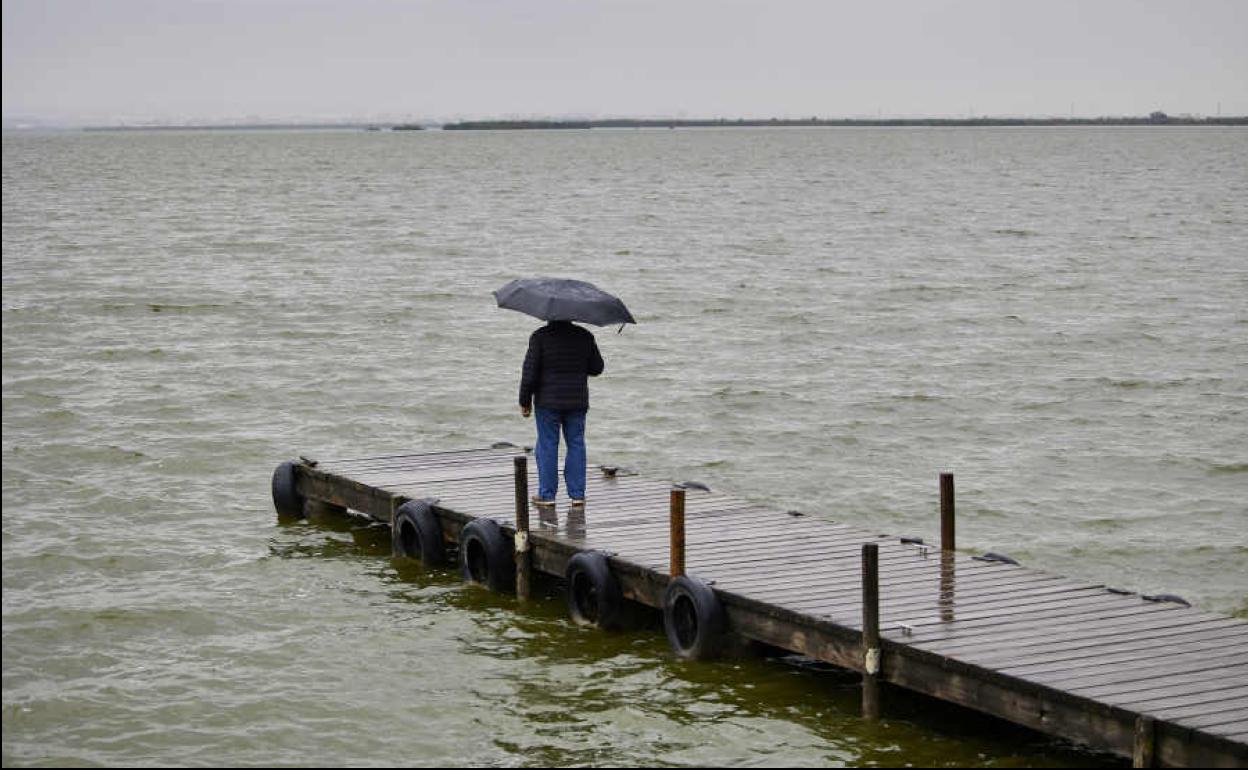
493, 278, 636, 327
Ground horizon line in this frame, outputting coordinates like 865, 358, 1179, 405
7, 111, 1248, 132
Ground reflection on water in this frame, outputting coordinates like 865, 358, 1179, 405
566, 506, 587, 540
940, 552, 957, 624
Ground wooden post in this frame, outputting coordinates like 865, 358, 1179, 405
669, 487, 686, 578
1133, 715, 1156, 768
514, 456, 531, 601
940, 472, 955, 553
862, 542, 881, 720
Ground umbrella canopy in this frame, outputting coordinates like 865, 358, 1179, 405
493, 278, 636, 327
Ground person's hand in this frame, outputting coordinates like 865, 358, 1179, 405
520, 405, 531, 418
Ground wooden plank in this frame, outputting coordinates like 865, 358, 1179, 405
871, 590, 1171, 629
319, 449, 524, 475
391, 469, 717, 499
867, 584, 1155, 620
779, 585, 1138, 632
1046, 657, 1248, 693
732, 559, 1064, 595
1017, 651, 1248, 691
390, 476, 671, 508
925, 619, 1248, 667
595, 510, 854, 545
319, 444, 521, 465
621, 534, 897, 571
1000, 627, 1248, 676
404, 471, 723, 503
683, 544, 1027, 584
971, 622, 1248, 672
558, 508, 788, 551
1082, 670, 1248, 704
697, 554, 1058, 595
644, 537, 992, 578
414, 482, 745, 522
332, 455, 524, 480
527, 502, 769, 539
560, 501, 772, 532
710, 568, 1037, 612
673, 544, 963, 586
912, 609, 1233, 655
773, 578, 1109, 618
918, 626, 1247, 677
774, 576, 1088, 619
295, 464, 397, 519
1123, 688, 1248, 718
1118, 683, 1248, 712
1175, 707, 1248, 729
869, 591, 1173, 632
800, 593, 1178, 644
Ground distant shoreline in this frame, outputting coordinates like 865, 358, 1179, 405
56, 114, 1248, 132
442, 115, 1247, 130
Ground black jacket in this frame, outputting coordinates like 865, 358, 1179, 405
519, 321, 605, 411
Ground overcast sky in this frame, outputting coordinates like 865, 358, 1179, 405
3, 0, 1245, 124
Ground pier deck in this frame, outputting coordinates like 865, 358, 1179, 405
288, 445, 1248, 767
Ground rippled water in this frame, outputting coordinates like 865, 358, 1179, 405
3, 127, 1246, 766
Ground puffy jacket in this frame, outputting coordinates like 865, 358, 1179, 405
519, 321, 605, 411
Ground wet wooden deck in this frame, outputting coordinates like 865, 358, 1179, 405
290, 444, 1248, 767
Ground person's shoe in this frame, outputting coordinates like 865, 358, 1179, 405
531, 496, 556, 509
569, 497, 586, 508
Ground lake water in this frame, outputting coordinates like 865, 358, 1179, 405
3, 126, 1246, 766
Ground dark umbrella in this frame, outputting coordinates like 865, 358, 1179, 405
493, 278, 636, 327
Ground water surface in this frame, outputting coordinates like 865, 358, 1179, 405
3, 126, 1246, 766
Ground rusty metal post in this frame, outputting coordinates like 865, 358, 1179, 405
670, 487, 686, 578
940, 472, 955, 553
514, 456, 531, 601
862, 542, 881, 720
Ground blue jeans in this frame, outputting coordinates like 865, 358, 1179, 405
534, 408, 587, 501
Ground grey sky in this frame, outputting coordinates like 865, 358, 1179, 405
3, 0, 1245, 124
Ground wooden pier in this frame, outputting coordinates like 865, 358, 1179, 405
273, 444, 1248, 767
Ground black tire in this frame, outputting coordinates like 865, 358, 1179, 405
459, 518, 514, 593
663, 575, 727, 660
271, 461, 305, 520
565, 551, 624, 630
392, 499, 446, 565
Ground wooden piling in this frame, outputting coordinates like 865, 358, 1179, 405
940, 472, 955, 552
514, 456, 531, 601
862, 542, 881, 720
670, 487, 686, 578
1134, 715, 1156, 768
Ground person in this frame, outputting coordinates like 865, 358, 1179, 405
519, 320, 605, 509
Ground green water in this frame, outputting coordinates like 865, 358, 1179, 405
5, 127, 1245, 766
